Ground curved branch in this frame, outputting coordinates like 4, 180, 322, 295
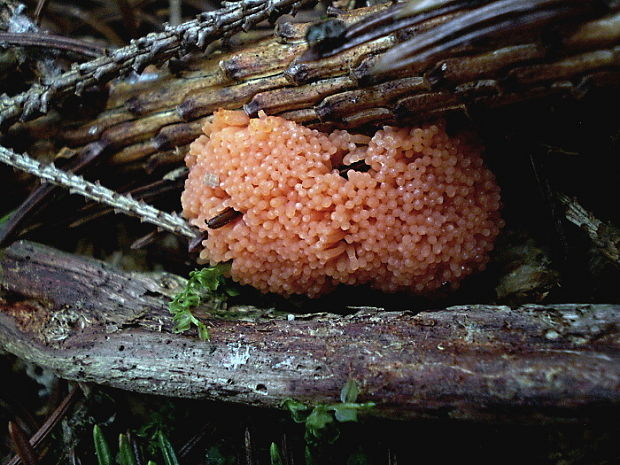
1, 241, 618, 422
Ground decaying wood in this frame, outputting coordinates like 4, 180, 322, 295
0, 0, 316, 128
10, 5, 620, 168
558, 193, 620, 268
1, 241, 618, 422
3, 3, 620, 245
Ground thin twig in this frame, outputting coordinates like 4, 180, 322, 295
7, 388, 80, 465
8, 422, 38, 465
305, 0, 616, 75
0, 32, 106, 58
170, 0, 183, 26
33, 0, 50, 25
371, 0, 603, 74
300, 0, 465, 62
0, 0, 315, 129
206, 207, 243, 229
558, 193, 620, 268
0, 145, 197, 239
46, 3, 126, 46
178, 423, 212, 459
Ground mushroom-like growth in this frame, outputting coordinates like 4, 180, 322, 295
182, 110, 503, 297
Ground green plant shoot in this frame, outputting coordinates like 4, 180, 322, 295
282, 380, 375, 446
118, 434, 137, 465
269, 442, 284, 465
93, 425, 113, 465
156, 430, 180, 465
167, 263, 239, 340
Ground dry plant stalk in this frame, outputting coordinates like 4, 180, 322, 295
558, 193, 620, 267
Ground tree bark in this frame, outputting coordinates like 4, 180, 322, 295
10, 5, 620, 169
0, 241, 618, 422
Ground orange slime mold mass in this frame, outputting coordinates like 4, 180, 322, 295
182, 110, 503, 297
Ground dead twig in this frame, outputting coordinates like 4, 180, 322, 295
8, 421, 38, 465
0, 145, 197, 239
558, 193, 620, 268
44, 3, 126, 46
33, 0, 50, 26
0, 0, 315, 129
6, 388, 81, 465
169, 0, 183, 26
0, 32, 106, 58
371, 0, 602, 75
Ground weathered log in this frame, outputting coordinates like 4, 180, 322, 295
0, 241, 618, 422
11, 4, 620, 169
4, 3, 620, 246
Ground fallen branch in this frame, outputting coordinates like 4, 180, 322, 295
0, 0, 314, 128
0, 241, 618, 422
3, 5, 620, 244
26, 7, 620, 168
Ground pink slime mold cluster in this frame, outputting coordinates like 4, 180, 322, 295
182, 110, 503, 297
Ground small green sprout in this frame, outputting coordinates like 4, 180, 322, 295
269, 442, 284, 465
93, 426, 178, 465
118, 433, 137, 465
93, 425, 113, 465
156, 430, 180, 465
168, 263, 239, 340
282, 380, 375, 446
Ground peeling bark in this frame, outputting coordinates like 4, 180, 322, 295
0, 241, 618, 422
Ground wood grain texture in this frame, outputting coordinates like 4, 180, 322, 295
10, 6, 620, 168
1, 241, 618, 422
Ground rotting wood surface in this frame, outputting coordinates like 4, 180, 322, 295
0, 241, 618, 422
3, 3, 620, 248
10, 5, 620, 170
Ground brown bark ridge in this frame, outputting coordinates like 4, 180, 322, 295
12, 5, 620, 169
0, 241, 618, 422
0, 0, 316, 128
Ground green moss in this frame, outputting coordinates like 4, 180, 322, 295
167, 264, 239, 340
